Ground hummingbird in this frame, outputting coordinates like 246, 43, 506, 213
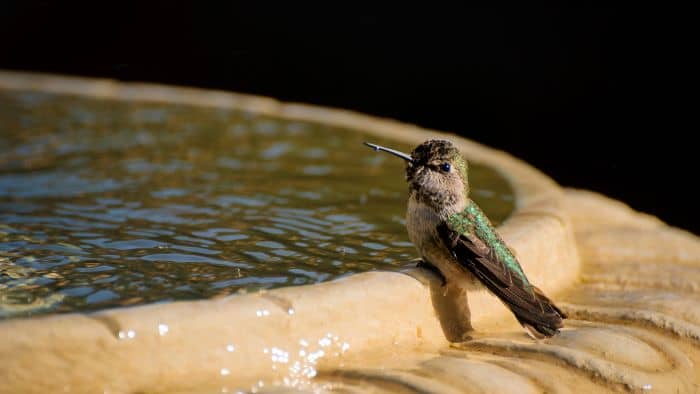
364, 139, 566, 339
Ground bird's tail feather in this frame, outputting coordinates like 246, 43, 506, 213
512, 285, 566, 339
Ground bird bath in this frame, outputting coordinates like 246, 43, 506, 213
1, 71, 699, 393
0, 88, 513, 318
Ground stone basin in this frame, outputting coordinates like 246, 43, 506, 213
0, 71, 699, 393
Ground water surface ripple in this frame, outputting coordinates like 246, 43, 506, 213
0, 90, 513, 317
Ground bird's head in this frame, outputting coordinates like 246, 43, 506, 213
365, 139, 469, 213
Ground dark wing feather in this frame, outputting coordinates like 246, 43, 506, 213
437, 223, 566, 338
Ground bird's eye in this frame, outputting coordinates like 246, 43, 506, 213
440, 163, 451, 172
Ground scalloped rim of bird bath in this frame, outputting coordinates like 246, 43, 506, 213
0, 70, 580, 392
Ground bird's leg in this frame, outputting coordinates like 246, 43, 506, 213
440, 281, 474, 341
417, 270, 473, 342
416, 260, 473, 342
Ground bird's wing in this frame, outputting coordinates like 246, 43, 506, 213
437, 216, 565, 338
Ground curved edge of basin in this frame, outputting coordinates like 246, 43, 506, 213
0, 70, 580, 392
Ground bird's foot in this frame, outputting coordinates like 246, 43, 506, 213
457, 332, 473, 342
448, 333, 474, 348
416, 260, 446, 286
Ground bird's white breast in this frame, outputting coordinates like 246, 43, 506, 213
406, 194, 476, 286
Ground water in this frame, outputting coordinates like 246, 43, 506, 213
0, 89, 514, 318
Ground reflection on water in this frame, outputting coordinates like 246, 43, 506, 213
0, 89, 514, 317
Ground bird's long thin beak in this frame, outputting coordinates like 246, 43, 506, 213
363, 142, 413, 163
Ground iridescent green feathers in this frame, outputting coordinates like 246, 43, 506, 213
440, 202, 566, 338
448, 203, 528, 285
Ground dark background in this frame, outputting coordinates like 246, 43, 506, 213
2, 4, 695, 233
